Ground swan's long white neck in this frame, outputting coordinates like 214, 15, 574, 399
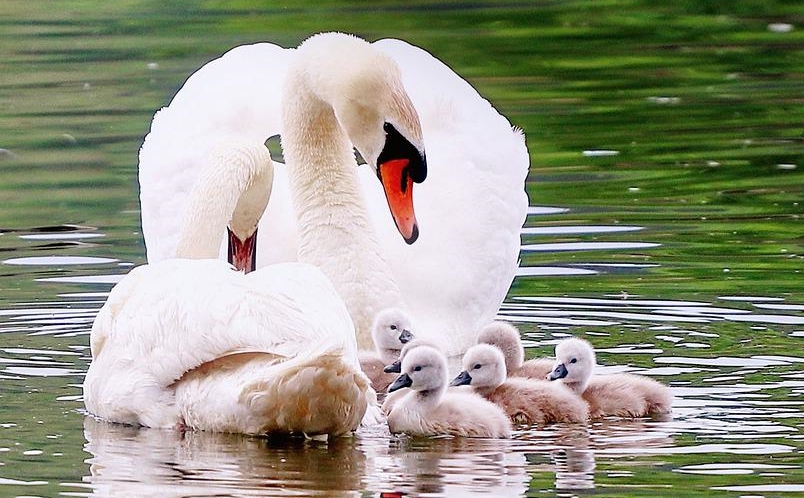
281, 70, 403, 349
175, 144, 273, 259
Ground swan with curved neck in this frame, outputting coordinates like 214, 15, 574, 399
280, 33, 426, 348
138, 32, 529, 356
84, 142, 370, 436
175, 143, 273, 271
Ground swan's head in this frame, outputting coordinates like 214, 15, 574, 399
476, 321, 525, 374
547, 337, 595, 392
371, 308, 414, 362
451, 344, 506, 389
383, 337, 438, 374
177, 142, 274, 273
388, 344, 447, 394
294, 32, 427, 244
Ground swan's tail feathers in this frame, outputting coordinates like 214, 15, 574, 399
239, 348, 371, 437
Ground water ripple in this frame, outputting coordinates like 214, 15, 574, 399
522, 242, 661, 252
3, 256, 117, 266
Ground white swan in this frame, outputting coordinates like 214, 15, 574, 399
83, 143, 371, 436
138, 32, 529, 355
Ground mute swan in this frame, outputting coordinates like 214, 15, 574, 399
386, 345, 511, 438
476, 322, 554, 379
547, 337, 673, 419
452, 344, 588, 425
83, 142, 371, 436
138, 32, 529, 355
359, 308, 415, 392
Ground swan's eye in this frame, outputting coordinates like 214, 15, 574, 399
570, 358, 578, 364
413, 365, 422, 372
390, 324, 397, 331
473, 363, 482, 370
383, 122, 393, 134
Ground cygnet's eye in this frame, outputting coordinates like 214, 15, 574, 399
473, 363, 482, 370
390, 324, 397, 331
570, 358, 578, 364
413, 365, 422, 372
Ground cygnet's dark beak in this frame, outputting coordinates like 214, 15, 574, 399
388, 373, 413, 393
398, 329, 413, 344
383, 360, 402, 374
450, 370, 473, 387
548, 363, 568, 381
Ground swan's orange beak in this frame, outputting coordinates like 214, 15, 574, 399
379, 158, 419, 244
227, 227, 257, 273
376, 122, 426, 244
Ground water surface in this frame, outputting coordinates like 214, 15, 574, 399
1, 1, 803, 496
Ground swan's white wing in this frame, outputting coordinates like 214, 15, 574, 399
369, 39, 529, 353
138, 42, 294, 263
84, 259, 356, 427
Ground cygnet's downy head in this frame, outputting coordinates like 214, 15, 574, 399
547, 337, 596, 391
450, 344, 507, 389
475, 321, 524, 374
387, 345, 448, 394
382, 337, 438, 374
371, 308, 414, 364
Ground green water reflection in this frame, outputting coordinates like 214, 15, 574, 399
0, 0, 803, 496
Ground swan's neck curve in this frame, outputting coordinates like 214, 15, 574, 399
175, 144, 273, 261
281, 75, 403, 349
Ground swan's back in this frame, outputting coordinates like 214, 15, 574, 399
84, 259, 368, 435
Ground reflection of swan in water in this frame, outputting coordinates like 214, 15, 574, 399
512, 424, 595, 492
83, 417, 529, 496
360, 436, 530, 497
521, 418, 676, 492
81, 416, 676, 495
82, 417, 367, 497
589, 418, 677, 454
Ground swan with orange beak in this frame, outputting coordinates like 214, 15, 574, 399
280, 32, 427, 347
